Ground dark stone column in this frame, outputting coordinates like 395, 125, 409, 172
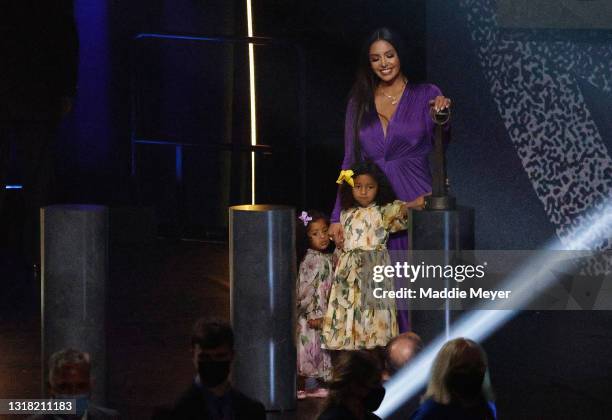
410, 206, 475, 343
40, 204, 108, 404
229, 204, 296, 411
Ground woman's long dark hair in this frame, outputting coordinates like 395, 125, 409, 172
340, 161, 396, 210
349, 27, 409, 163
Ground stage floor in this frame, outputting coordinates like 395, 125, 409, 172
2, 239, 612, 419
0, 240, 323, 420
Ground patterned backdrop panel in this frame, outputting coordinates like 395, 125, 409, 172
459, 0, 612, 252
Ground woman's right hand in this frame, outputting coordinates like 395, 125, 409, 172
329, 223, 345, 249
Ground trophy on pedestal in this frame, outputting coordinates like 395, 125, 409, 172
409, 104, 475, 344
426, 106, 455, 210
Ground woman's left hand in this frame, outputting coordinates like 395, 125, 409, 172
307, 318, 323, 330
429, 95, 451, 112
405, 195, 427, 211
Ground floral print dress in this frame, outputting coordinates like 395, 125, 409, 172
322, 201, 408, 350
296, 249, 333, 379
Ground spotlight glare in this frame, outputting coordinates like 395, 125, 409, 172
376, 199, 612, 418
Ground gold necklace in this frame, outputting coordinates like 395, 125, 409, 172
381, 80, 407, 105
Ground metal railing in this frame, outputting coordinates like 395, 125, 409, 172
129, 32, 307, 237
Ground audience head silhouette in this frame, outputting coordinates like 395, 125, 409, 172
426, 338, 487, 404
318, 350, 385, 419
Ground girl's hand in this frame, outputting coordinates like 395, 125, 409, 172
429, 95, 451, 112
329, 223, 345, 249
307, 318, 323, 330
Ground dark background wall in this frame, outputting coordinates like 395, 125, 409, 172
426, 2, 612, 419
427, 0, 612, 250
57, 0, 240, 204
52, 0, 428, 238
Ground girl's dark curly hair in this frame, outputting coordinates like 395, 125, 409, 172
340, 161, 396, 210
295, 210, 333, 266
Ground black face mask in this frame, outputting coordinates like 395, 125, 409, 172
198, 360, 231, 387
363, 385, 386, 411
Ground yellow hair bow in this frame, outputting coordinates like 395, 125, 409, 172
336, 169, 355, 187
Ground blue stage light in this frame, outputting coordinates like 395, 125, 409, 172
4, 185, 23, 190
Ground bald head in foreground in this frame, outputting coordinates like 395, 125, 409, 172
384, 332, 423, 380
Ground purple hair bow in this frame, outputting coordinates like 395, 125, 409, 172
298, 211, 313, 226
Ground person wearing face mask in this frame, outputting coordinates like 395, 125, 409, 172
410, 338, 496, 420
317, 350, 386, 420
28, 348, 118, 420
152, 318, 266, 420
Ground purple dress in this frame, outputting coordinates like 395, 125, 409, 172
331, 83, 443, 331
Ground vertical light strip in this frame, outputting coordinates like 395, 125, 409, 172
246, 0, 257, 204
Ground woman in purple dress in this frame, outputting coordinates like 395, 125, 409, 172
329, 27, 451, 333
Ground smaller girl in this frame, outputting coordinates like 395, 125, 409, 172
296, 210, 334, 399
322, 161, 423, 351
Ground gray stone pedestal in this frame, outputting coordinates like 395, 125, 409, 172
40, 204, 108, 404
229, 204, 296, 411
409, 206, 474, 343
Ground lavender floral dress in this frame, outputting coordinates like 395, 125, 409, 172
322, 201, 408, 350
296, 249, 333, 379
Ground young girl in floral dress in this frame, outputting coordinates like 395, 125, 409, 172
296, 210, 334, 398
322, 161, 423, 351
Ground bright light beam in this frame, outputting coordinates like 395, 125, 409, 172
376, 198, 612, 418
246, 0, 257, 204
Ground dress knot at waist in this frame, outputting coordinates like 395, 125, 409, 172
375, 154, 429, 165
341, 245, 387, 254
